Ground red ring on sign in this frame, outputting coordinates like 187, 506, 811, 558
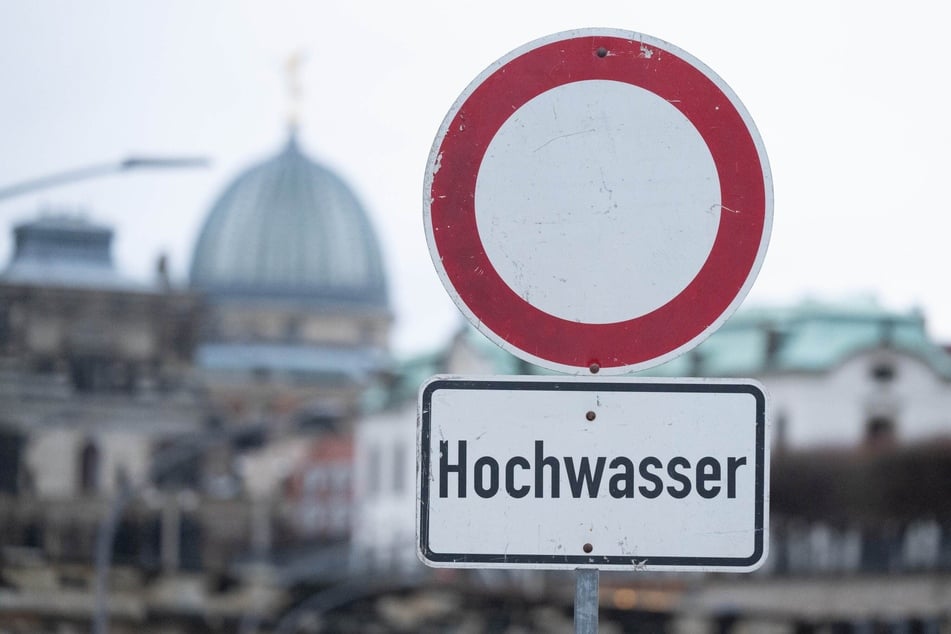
428, 34, 767, 371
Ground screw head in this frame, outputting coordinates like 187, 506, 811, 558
583, 543, 594, 553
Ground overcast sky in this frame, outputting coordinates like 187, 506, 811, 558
1, 1, 948, 356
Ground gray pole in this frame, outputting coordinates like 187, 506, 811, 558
93, 469, 132, 634
574, 568, 599, 634
0, 156, 209, 201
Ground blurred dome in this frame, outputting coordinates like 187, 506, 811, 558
190, 132, 388, 309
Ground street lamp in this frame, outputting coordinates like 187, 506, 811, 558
93, 423, 269, 634
0, 155, 210, 201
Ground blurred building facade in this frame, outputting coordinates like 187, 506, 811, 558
0, 132, 395, 632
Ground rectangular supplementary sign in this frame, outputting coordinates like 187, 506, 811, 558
417, 376, 769, 572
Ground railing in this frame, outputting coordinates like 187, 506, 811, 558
762, 518, 951, 576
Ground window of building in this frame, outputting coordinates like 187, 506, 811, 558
773, 411, 788, 453
865, 416, 896, 445
283, 316, 302, 340
0, 427, 24, 495
392, 443, 406, 494
870, 362, 896, 383
79, 440, 100, 494
366, 445, 381, 498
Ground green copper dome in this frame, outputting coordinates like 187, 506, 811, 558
190, 133, 388, 309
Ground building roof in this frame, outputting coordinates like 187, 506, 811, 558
643, 299, 951, 380
189, 131, 389, 310
443, 298, 951, 380
1, 214, 152, 292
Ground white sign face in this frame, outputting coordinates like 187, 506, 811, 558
417, 376, 769, 572
476, 79, 721, 325
424, 29, 773, 375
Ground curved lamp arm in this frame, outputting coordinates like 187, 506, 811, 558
0, 156, 210, 201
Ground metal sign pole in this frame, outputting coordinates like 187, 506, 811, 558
574, 568, 599, 633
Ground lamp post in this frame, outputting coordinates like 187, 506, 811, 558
0, 155, 210, 201
92, 437, 205, 634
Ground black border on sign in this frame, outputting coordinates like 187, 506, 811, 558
418, 378, 767, 569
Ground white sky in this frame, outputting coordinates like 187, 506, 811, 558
1, 1, 949, 356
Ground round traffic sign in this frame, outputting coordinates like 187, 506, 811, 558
424, 29, 772, 375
